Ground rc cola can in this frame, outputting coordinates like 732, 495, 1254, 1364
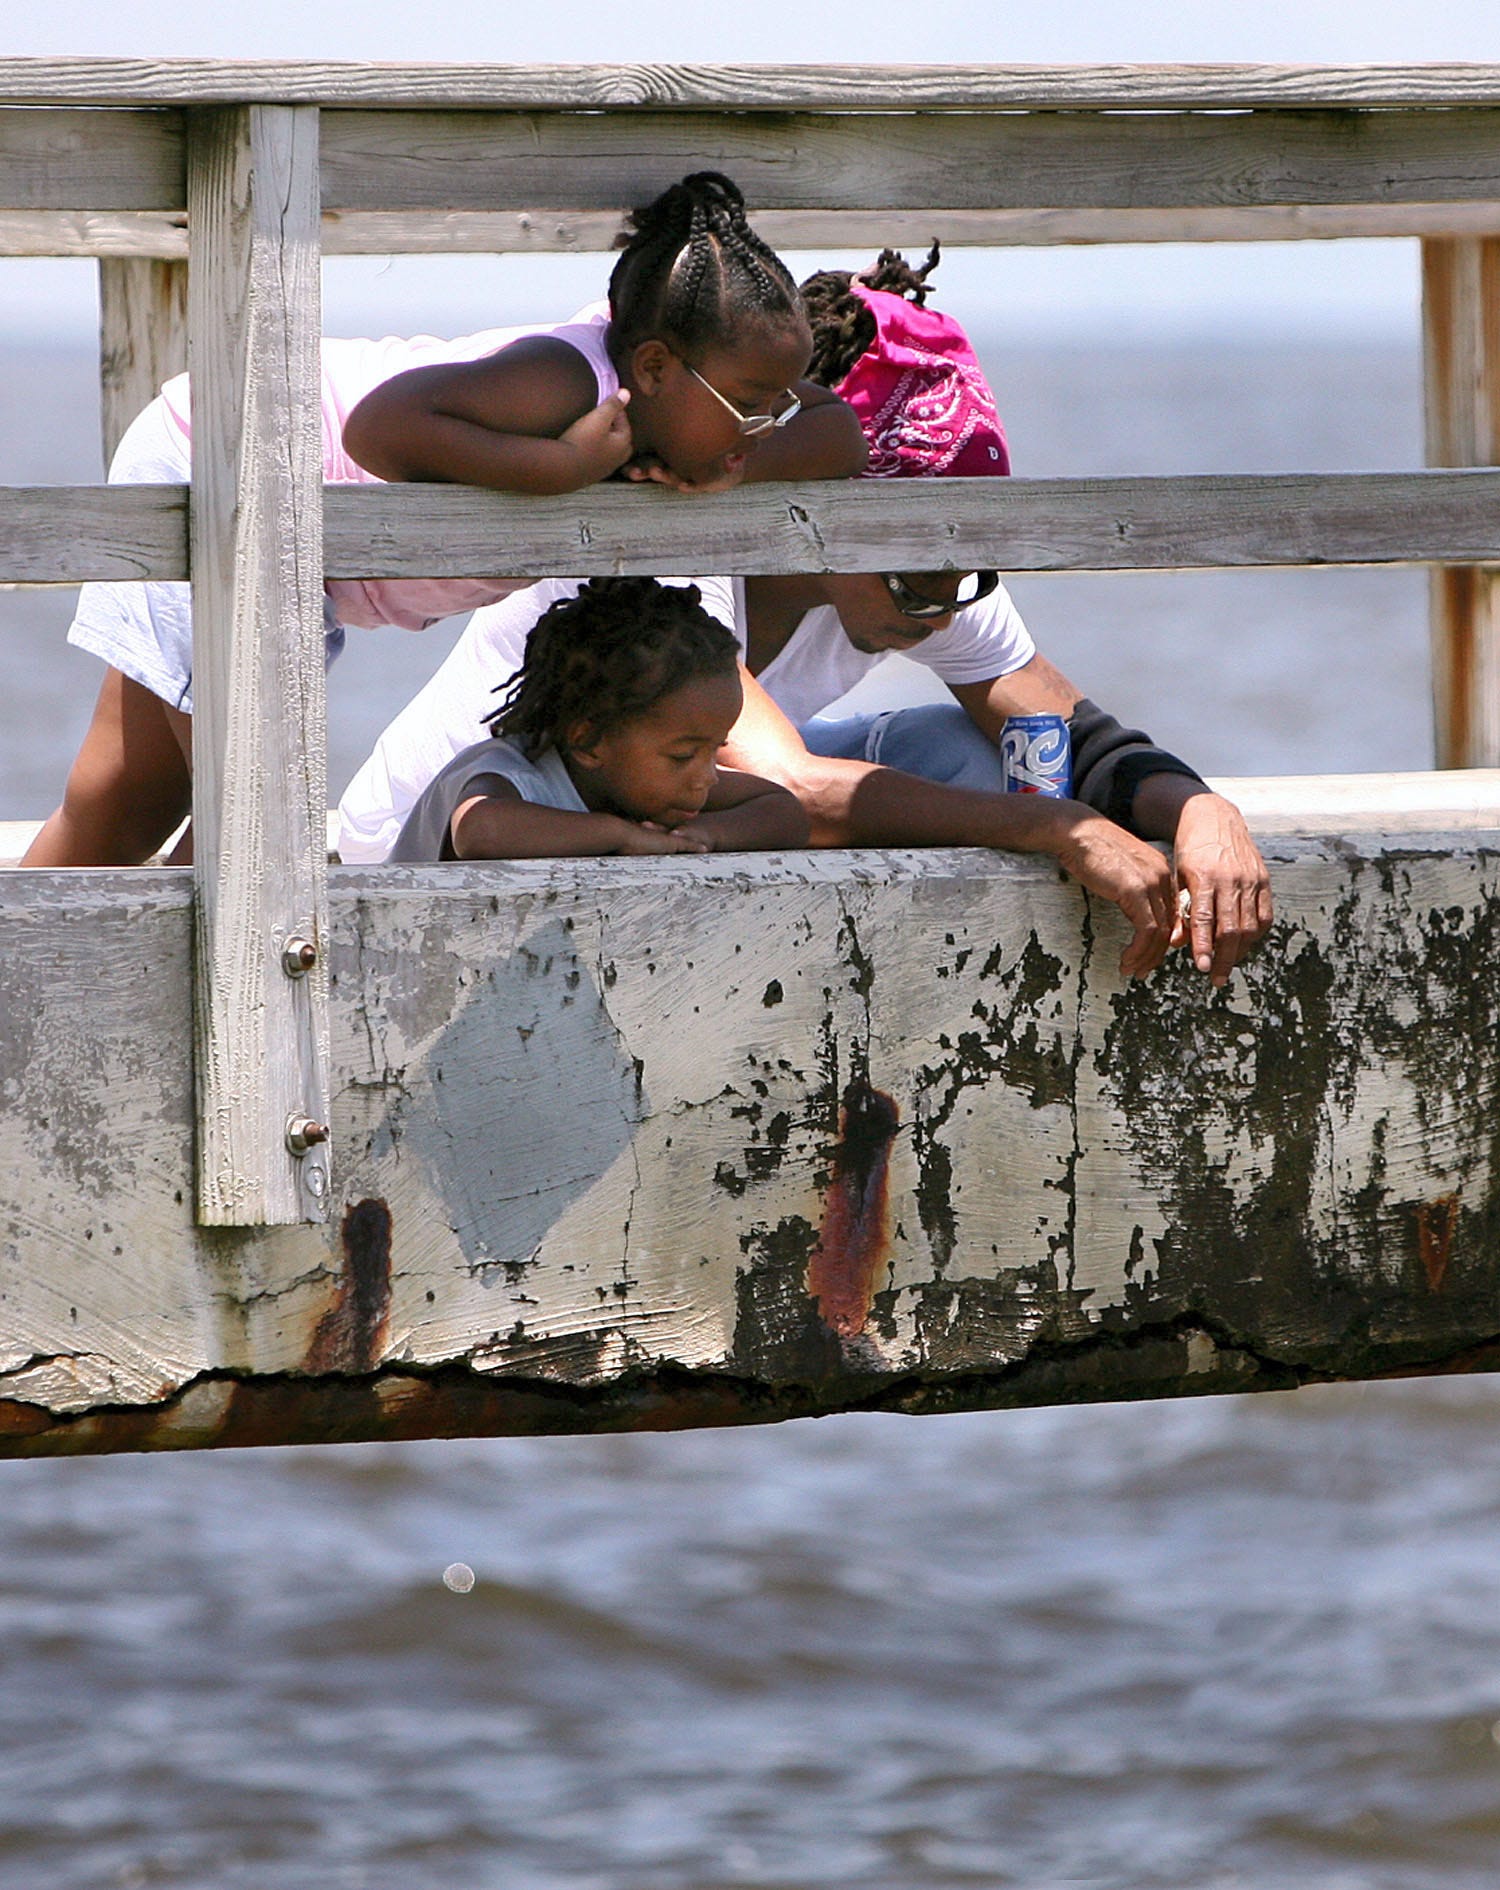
999, 714, 1073, 797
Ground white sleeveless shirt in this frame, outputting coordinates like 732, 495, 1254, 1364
157, 307, 618, 632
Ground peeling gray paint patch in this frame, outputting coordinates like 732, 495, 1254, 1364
398, 916, 644, 1274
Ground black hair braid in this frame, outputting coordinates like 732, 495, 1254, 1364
486, 577, 739, 759
608, 171, 803, 359
800, 241, 943, 388
665, 190, 723, 340
862, 243, 941, 302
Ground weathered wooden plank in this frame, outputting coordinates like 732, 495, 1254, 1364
17, 203, 1500, 260
0, 486, 185, 581
7, 60, 1500, 111
309, 202, 1500, 251
0, 210, 188, 256
187, 104, 331, 1226
11, 99, 1499, 221
98, 256, 187, 467
7, 468, 1500, 585
1423, 237, 1500, 768
319, 469, 1500, 576
0, 107, 183, 210
0, 835, 1495, 1455
317, 107, 1500, 215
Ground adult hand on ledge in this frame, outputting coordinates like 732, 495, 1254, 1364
1164, 788, 1275, 988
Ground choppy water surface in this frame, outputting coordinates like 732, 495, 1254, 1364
7, 1386, 1500, 1889
3, 329, 1489, 1887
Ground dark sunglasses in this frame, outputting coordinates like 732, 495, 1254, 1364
882, 570, 1000, 620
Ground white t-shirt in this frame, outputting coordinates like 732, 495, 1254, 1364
335, 573, 1033, 862
737, 577, 1034, 728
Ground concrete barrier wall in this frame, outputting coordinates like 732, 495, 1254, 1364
1, 833, 1497, 1455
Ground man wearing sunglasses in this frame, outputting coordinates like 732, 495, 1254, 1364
718, 565, 1271, 991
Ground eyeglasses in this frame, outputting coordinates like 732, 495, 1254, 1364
683, 361, 802, 438
882, 570, 1000, 620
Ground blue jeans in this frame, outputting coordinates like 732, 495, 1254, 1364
799, 702, 1008, 792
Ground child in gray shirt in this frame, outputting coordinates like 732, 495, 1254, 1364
387, 577, 806, 862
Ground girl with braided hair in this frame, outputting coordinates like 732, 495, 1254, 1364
387, 577, 806, 862
344, 170, 863, 499
24, 172, 860, 870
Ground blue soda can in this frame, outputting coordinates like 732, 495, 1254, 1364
999, 714, 1073, 797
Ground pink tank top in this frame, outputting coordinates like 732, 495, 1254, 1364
158, 308, 618, 631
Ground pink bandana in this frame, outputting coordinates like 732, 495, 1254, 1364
835, 282, 1010, 479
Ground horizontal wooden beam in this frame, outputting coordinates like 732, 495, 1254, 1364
6, 470, 1500, 584
191, 201, 1500, 251
318, 472, 1500, 574
317, 108, 1500, 216
0, 833, 1496, 1454
16, 203, 1500, 259
10, 101, 1500, 221
5, 59, 1500, 111
339, 471, 1499, 572
0, 209, 188, 255
0, 107, 182, 212
0, 485, 186, 580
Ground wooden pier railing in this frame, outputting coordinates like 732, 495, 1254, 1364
0, 64, 1496, 1454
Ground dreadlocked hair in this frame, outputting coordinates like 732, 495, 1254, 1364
800, 242, 943, 389
486, 577, 739, 760
607, 171, 804, 361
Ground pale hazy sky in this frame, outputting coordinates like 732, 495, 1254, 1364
2, 1, 1496, 340
6, 0, 1498, 64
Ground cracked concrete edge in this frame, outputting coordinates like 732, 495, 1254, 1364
3, 1315, 1499, 1459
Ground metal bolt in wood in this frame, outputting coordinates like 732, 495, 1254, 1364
281, 936, 318, 976
284, 1115, 329, 1156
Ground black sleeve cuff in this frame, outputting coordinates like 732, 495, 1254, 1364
1066, 697, 1206, 833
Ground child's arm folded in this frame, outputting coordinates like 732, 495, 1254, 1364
343, 339, 634, 496
626, 384, 868, 494
739, 384, 868, 483
672, 769, 810, 853
450, 780, 711, 859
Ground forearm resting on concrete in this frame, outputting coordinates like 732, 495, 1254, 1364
774, 751, 1103, 856
451, 796, 643, 859
684, 777, 810, 851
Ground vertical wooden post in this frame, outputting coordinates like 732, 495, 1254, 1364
1421, 237, 1500, 768
98, 257, 188, 470
187, 105, 331, 1226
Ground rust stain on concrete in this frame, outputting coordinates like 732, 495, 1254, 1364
304, 1198, 394, 1374
807, 1077, 900, 1341
0, 1400, 54, 1440
1417, 1193, 1461, 1293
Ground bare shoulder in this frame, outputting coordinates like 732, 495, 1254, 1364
459, 334, 602, 402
